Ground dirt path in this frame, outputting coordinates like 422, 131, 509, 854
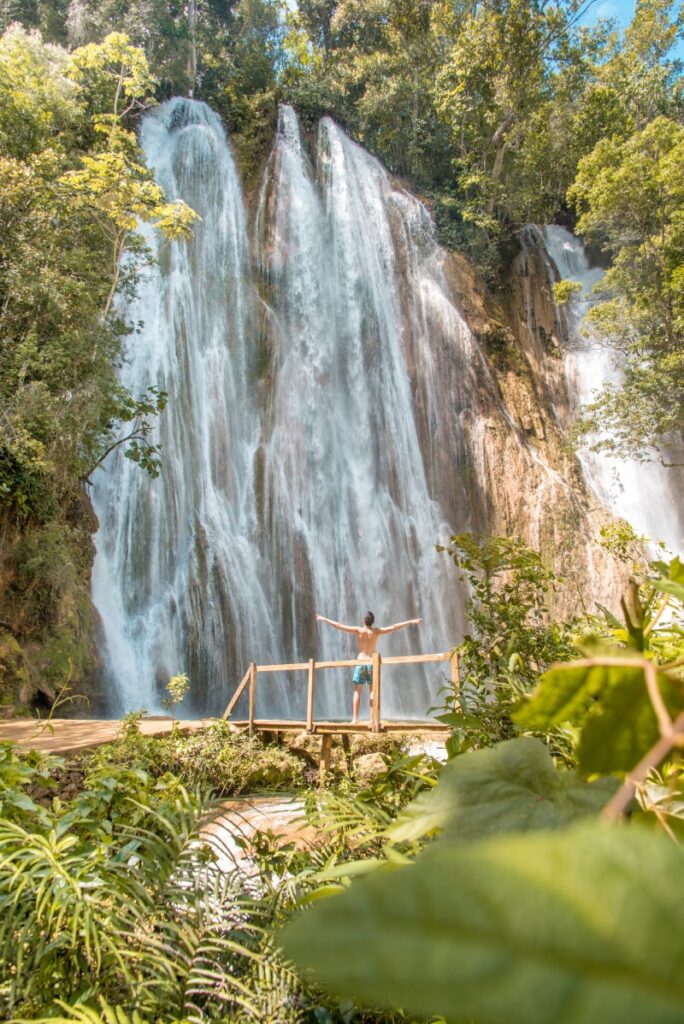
0, 716, 214, 755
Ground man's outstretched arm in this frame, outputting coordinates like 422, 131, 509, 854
378, 618, 422, 635
315, 613, 360, 635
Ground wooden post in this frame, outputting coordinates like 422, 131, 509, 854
248, 662, 257, 735
319, 733, 333, 785
306, 659, 316, 733
450, 649, 461, 711
371, 652, 382, 733
341, 733, 353, 774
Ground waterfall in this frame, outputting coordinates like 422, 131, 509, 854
543, 225, 683, 553
93, 100, 469, 718
92, 98, 278, 715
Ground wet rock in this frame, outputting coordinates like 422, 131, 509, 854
353, 752, 387, 785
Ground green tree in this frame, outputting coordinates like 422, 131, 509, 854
437, 534, 577, 755
569, 115, 684, 460
0, 29, 195, 522
433, 0, 592, 229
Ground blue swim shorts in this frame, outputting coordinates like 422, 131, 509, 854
352, 661, 373, 686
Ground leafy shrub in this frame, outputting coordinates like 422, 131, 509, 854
89, 717, 307, 796
436, 533, 578, 759
279, 553, 684, 1024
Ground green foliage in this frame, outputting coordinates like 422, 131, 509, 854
276, 543, 684, 1022
161, 671, 189, 726
0, 741, 62, 825
515, 552, 684, 775
281, 821, 684, 1024
0, 28, 196, 526
436, 534, 577, 756
569, 114, 684, 460
0, 744, 302, 1021
552, 279, 582, 304
91, 717, 307, 796
515, 656, 683, 774
387, 737, 617, 844
433, 0, 589, 229
63, 0, 283, 179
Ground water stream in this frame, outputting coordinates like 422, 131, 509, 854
543, 226, 683, 554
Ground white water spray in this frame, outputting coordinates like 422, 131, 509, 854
543, 225, 683, 553
93, 101, 470, 718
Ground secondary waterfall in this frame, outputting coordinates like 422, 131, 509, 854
92, 99, 470, 718
543, 225, 683, 553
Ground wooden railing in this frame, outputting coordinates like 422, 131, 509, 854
222, 650, 459, 734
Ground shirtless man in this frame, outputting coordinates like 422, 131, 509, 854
315, 610, 422, 723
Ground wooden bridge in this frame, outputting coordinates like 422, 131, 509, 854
222, 649, 459, 776
0, 652, 458, 781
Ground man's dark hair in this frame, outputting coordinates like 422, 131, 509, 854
364, 611, 375, 627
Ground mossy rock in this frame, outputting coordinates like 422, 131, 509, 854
0, 628, 34, 711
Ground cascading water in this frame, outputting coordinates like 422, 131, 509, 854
93, 100, 471, 718
92, 99, 278, 715
97, 99, 660, 719
253, 107, 464, 718
543, 225, 683, 554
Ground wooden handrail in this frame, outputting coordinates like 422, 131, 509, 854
255, 651, 452, 673
246, 663, 254, 737
222, 648, 457, 724
222, 666, 251, 718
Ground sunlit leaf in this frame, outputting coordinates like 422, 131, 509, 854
281, 822, 684, 1024
388, 738, 616, 843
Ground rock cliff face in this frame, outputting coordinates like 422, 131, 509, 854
0, 496, 101, 717
423, 229, 622, 619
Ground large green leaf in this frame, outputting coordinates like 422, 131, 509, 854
513, 659, 683, 774
651, 578, 684, 603
387, 738, 616, 843
281, 822, 684, 1024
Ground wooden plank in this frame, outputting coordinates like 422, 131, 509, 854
381, 722, 448, 733
371, 652, 382, 733
341, 733, 353, 773
222, 666, 252, 719
313, 659, 365, 670
381, 651, 451, 666
306, 659, 316, 733
319, 733, 333, 785
247, 662, 257, 735
255, 652, 452, 673
229, 719, 448, 734
229, 720, 446, 737
450, 649, 461, 711
256, 662, 309, 673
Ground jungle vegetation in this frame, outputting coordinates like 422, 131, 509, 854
0, 7, 683, 1017
1, 533, 683, 1022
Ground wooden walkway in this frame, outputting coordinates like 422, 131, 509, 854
223, 649, 457, 778
0, 717, 213, 755
224, 649, 458, 732
1, 652, 456, 781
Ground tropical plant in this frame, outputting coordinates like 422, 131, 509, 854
279, 554, 684, 1024
162, 671, 190, 727
0, 759, 302, 1021
435, 533, 578, 757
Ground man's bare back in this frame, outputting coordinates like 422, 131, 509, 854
315, 610, 422, 722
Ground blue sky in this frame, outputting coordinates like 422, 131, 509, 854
578, 0, 684, 56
